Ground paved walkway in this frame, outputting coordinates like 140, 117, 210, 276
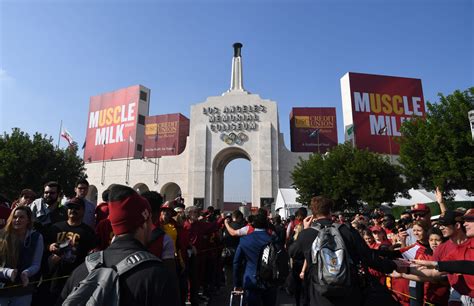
205, 268, 297, 306
209, 287, 296, 306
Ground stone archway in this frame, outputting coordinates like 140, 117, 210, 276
86, 185, 98, 204
160, 182, 182, 202
133, 183, 150, 195
212, 147, 251, 210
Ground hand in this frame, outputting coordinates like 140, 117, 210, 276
233, 287, 244, 294
299, 271, 305, 280
49, 254, 62, 265
224, 218, 230, 225
303, 216, 314, 229
20, 271, 29, 287
398, 230, 408, 244
390, 271, 402, 278
10, 269, 18, 282
49, 243, 59, 254
412, 259, 437, 269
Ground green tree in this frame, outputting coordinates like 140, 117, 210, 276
0, 128, 86, 201
291, 143, 407, 211
398, 88, 474, 196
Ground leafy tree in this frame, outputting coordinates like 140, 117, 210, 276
398, 88, 474, 196
291, 142, 407, 211
0, 128, 86, 201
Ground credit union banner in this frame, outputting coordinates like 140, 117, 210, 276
144, 114, 190, 158
290, 107, 338, 153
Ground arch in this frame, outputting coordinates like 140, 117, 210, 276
133, 183, 150, 195
86, 185, 98, 204
160, 182, 182, 202
212, 147, 251, 210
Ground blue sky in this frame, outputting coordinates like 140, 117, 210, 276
1, 0, 472, 202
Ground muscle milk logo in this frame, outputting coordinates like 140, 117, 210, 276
353, 92, 423, 136
89, 102, 136, 146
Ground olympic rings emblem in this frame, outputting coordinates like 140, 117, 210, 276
220, 132, 249, 146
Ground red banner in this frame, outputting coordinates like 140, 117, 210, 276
290, 107, 338, 153
342, 72, 425, 154
143, 114, 190, 158
84, 85, 145, 162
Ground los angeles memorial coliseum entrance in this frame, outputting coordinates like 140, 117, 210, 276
84, 43, 308, 210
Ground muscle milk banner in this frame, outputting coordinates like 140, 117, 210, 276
84, 85, 150, 162
341, 72, 425, 155
143, 114, 190, 158
290, 107, 338, 153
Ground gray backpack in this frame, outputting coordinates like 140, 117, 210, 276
62, 250, 161, 306
309, 223, 352, 296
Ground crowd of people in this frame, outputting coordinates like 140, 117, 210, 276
0, 179, 472, 306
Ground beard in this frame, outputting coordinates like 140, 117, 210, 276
45, 196, 58, 205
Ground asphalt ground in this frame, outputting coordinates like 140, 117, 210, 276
199, 266, 297, 306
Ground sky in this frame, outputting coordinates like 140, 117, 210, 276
1, 0, 473, 202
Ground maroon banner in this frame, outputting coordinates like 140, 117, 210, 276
341, 72, 425, 154
290, 107, 338, 153
143, 114, 189, 158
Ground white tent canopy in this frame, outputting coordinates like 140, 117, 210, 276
275, 188, 304, 218
391, 188, 474, 207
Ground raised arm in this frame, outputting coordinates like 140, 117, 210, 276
435, 186, 447, 215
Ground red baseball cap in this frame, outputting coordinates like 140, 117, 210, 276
410, 203, 430, 213
462, 208, 474, 222
370, 226, 384, 233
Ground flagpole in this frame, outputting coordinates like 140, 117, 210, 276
127, 131, 131, 160
101, 140, 106, 186
57, 120, 62, 148
126, 131, 131, 185
154, 133, 159, 184
388, 135, 393, 164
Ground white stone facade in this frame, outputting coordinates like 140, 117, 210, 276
85, 91, 309, 210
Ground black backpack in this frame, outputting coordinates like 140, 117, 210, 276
256, 239, 289, 288
62, 251, 161, 306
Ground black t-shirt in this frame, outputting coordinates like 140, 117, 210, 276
46, 221, 96, 294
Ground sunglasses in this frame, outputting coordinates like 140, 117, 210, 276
413, 212, 428, 218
